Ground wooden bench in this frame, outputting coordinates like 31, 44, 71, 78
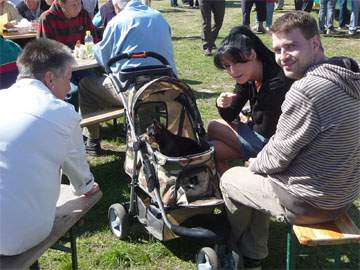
286, 212, 360, 269
80, 108, 124, 128
0, 185, 102, 270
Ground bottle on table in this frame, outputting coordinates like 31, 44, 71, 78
84, 30, 94, 59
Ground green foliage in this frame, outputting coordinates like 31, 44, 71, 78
39, 0, 360, 269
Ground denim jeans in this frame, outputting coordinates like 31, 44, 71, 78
318, 0, 336, 31
256, 2, 274, 28
338, 0, 348, 28
349, 0, 360, 32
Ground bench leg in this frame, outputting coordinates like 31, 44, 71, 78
69, 228, 78, 270
286, 229, 296, 270
30, 260, 40, 270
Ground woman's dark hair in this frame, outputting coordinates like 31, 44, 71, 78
214, 26, 276, 69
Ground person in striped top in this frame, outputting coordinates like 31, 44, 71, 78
220, 11, 360, 269
37, 0, 98, 49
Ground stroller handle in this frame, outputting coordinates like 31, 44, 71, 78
105, 51, 170, 74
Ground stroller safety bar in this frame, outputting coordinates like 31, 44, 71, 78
105, 51, 171, 74
153, 189, 221, 242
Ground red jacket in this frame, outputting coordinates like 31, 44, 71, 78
38, 2, 99, 49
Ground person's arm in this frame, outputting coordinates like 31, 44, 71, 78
7, 2, 23, 23
217, 84, 249, 123
62, 120, 98, 196
92, 10, 103, 28
93, 21, 115, 67
249, 86, 321, 174
37, 14, 55, 39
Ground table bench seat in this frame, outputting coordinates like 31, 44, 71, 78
80, 108, 124, 128
292, 213, 360, 246
287, 211, 360, 269
0, 185, 102, 270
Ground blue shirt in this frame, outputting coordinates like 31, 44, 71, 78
93, 0, 177, 75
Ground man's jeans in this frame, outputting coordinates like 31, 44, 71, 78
319, 0, 336, 31
338, 0, 348, 28
349, 0, 360, 32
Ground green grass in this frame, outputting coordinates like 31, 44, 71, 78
39, 0, 360, 269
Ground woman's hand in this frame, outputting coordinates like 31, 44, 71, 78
217, 92, 236, 108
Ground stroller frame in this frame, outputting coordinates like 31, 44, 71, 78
106, 52, 229, 269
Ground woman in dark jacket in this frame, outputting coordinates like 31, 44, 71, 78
207, 26, 293, 175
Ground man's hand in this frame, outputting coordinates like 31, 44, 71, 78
217, 92, 236, 108
84, 182, 100, 196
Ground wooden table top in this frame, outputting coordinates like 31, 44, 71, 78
72, 55, 100, 72
2, 30, 37, 40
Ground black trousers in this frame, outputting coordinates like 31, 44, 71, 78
294, 0, 314, 12
199, 0, 225, 50
241, 0, 266, 26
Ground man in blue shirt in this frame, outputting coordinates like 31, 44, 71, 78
78, 0, 177, 156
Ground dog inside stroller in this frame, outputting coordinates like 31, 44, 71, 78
105, 52, 230, 269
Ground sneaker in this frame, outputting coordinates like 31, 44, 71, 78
348, 30, 357, 36
326, 28, 337, 35
204, 48, 212, 56
86, 138, 102, 156
338, 26, 347, 31
252, 23, 266, 34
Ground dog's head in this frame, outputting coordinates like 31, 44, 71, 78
145, 120, 165, 144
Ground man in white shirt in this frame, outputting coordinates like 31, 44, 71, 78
0, 38, 99, 256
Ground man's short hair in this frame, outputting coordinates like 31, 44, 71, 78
270, 11, 320, 39
17, 38, 75, 81
113, 0, 131, 9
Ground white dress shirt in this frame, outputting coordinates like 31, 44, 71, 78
0, 79, 94, 255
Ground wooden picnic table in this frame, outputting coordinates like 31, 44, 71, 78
2, 30, 37, 40
72, 55, 100, 72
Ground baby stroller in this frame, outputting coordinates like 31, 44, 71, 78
105, 52, 229, 269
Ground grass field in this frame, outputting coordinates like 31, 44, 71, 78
39, 0, 360, 269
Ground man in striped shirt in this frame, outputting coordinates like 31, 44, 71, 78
220, 11, 360, 269
37, 0, 98, 49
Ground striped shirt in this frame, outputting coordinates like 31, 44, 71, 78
250, 58, 360, 210
37, 2, 99, 49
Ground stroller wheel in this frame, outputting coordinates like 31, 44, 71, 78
108, 203, 130, 239
196, 247, 219, 270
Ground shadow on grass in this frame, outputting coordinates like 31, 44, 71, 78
172, 35, 201, 41
182, 78, 203, 85
194, 90, 218, 100
225, 1, 242, 8
76, 148, 130, 235
158, 8, 187, 13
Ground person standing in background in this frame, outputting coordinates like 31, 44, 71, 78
199, 0, 225, 56
241, 0, 266, 33
318, 0, 336, 34
294, 0, 313, 12
16, 0, 49, 21
348, 0, 359, 35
